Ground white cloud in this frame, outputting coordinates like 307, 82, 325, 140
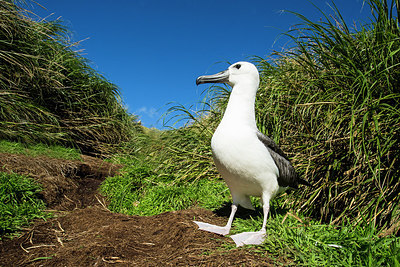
136, 106, 158, 118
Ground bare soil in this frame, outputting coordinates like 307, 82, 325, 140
0, 153, 277, 266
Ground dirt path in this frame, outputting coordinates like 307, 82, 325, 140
0, 153, 276, 266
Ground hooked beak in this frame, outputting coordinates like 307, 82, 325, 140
196, 69, 229, 85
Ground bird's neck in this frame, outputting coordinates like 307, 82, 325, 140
220, 84, 257, 129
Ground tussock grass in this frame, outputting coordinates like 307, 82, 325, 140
251, 0, 400, 233
2, 0, 394, 263
0, 0, 138, 156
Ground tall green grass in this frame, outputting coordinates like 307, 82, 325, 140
250, 0, 400, 233
0, 0, 138, 156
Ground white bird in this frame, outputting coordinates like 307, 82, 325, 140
194, 61, 310, 247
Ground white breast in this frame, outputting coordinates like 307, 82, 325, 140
211, 124, 280, 200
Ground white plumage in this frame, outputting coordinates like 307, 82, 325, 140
194, 62, 309, 247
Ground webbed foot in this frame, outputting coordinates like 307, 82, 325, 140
230, 230, 266, 247
193, 221, 230, 236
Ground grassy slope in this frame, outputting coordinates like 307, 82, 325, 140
0, 0, 137, 156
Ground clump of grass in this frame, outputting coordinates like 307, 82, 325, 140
0, 140, 81, 160
0, 172, 49, 239
249, 0, 400, 233
0, 0, 138, 156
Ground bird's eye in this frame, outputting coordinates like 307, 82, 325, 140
234, 64, 241, 69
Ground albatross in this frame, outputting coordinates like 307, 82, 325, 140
194, 61, 310, 247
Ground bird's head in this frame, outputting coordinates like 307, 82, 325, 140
196, 62, 260, 90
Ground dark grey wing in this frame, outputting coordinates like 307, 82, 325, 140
256, 131, 290, 161
256, 131, 308, 188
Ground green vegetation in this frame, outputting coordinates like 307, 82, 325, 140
101, 130, 230, 215
0, 0, 138, 156
0, 140, 81, 160
0, 0, 399, 265
0, 172, 48, 239
253, 0, 400, 231
100, 127, 400, 265
101, 164, 229, 216
0, 141, 83, 239
164, 0, 400, 231
250, 203, 400, 266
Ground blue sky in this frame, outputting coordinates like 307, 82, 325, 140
30, 0, 370, 128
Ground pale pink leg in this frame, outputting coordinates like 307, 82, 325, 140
194, 204, 238, 236
230, 202, 269, 247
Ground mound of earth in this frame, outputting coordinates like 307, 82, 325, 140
0, 153, 277, 266
0, 153, 121, 211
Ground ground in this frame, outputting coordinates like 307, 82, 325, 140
0, 153, 278, 266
